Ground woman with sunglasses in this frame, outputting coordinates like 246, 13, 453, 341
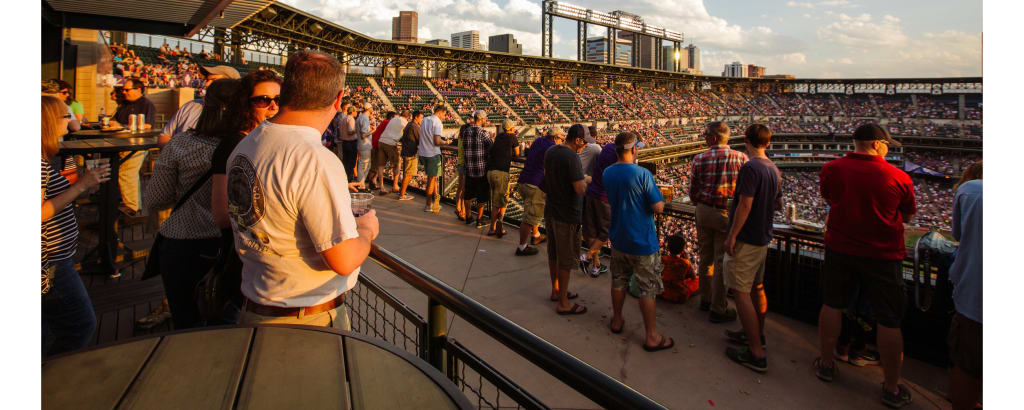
41, 96, 110, 356
206, 70, 283, 324
142, 79, 242, 329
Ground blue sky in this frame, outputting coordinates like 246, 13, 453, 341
282, 0, 981, 78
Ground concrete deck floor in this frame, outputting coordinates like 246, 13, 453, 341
360, 191, 952, 410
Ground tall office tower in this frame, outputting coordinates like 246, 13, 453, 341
451, 31, 483, 50
391, 11, 418, 43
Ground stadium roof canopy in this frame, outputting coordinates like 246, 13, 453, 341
43, 0, 274, 37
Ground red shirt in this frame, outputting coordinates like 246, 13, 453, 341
820, 153, 916, 260
371, 119, 390, 149
688, 145, 748, 208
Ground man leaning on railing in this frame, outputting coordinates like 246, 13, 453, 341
225, 50, 379, 330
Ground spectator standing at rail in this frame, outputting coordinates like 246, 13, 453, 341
376, 110, 408, 195
604, 131, 673, 351
580, 132, 617, 277
366, 111, 393, 192
578, 126, 601, 177
814, 123, 916, 409
543, 126, 589, 315
397, 110, 423, 201
333, 102, 358, 179
226, 50, 378, 329
355, 103, 375, 186
722, 124, 782, 373
948, 161, 982, 410
461, 110, 493, 229
158, 65, 241, 146
688, 121, 747, 324
485, 119, 520, 237
514, 128, 561, 256
419, 105, 450, 213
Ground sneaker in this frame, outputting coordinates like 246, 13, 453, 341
579, 255, 592, 274
589, 264, 608, 278
848, 350, 881, 367
725, 328, 766, 348
531, 233, 547, 245
515, 245, 539, 256
813, 357, 837, 382
881, 384, 913, 409
398, 194, 414, 201
709, 307, 737, 323
726, 346, 767, 373
424, 205, 432, 212
475, 220, 486, 229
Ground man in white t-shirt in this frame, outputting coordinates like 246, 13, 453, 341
418, 105, 451, 213
376, 110, 409, 194
226, 50, 379, 329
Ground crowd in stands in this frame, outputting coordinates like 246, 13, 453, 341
913, 96, 958, 119
904, 151, 981, 176
771, 93, 812, 116
747, 94, 785, 116
110, 43, 206, 89
801, 94, 845, 116
834, 95, 878, 117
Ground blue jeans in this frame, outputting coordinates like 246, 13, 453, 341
159, 236, 221, 330
42, 257, 96, 356
341, 140, 359, 181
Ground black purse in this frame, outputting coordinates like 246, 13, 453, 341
140, 169, 214, 280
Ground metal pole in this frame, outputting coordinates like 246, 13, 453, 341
427, 297, 447, 371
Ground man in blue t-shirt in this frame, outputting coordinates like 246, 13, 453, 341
722, 124, 783, 373
603, 132, 672, 352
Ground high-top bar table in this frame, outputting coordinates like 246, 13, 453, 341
42, 325, 472, 410
59, 137, 160, 276
66, 128, 162, 141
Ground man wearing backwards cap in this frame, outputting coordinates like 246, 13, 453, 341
813, 122, 916, 409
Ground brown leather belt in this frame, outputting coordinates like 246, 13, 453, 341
244, 293, 346, 318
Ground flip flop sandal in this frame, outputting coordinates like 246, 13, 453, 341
643, 337, 675, 352
610, 321, 625, 334
556, 303, 587, 315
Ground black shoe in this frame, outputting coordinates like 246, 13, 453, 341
699, 301, 711, 312
726, 346, 767, 373
709, 307, 737, 323
515, 245, 539, 256
725, 328, 766, 348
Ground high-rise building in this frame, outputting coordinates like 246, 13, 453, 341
391, 11, 417, 43
425, 39, 450, 47
585, 36, 632, 66
488, 34, 522, 55
686, 44, 701, 72
747, 64, 765, 78
451, 31, 483, 50
723, 61, 747, 77
662, 45, 691, 71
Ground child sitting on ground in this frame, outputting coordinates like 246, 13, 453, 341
659, 234, 699, 303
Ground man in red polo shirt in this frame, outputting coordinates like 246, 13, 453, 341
813, 123, 916, 409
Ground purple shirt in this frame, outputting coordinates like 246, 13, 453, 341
585, 143, 618, 202
517, 137, 556, 187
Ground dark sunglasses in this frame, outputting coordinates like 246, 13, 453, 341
62, 114, 72, 119
58, 90, 70, 95
250, 95, 280, 108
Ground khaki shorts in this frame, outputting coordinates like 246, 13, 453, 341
369, 146, 380, 171
948, 312, 982, 379
378, 143, 400, 169
240, 302, 351, 331
723, 241, 768, 292
546, 217, 581, 271
611, 250, 664, 299
581, 196, 611, 242
402, 155, 418, 179
487, 170, 511, 208
518, 183, 545, 226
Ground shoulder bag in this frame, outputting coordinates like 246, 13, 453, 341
140, 169, 214, 280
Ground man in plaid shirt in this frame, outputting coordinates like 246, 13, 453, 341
688, 121, 748, 323
462, 110, 493, 228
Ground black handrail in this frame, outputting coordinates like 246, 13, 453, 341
369, 244, 668, 410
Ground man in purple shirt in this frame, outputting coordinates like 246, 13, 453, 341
580, 141, 617, 276
515, 128, 563, 256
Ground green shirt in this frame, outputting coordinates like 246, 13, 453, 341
69, 100, 84, 115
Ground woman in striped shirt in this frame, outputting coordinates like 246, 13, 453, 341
41, 96, 110, 356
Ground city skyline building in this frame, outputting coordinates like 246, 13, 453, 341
391, 11, 417, 43
451, 30, 483, 50
488, 34, 522, 55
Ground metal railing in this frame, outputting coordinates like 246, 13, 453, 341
364, 244, 667, 410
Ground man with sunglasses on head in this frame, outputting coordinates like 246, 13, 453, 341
813, 123, 916, 409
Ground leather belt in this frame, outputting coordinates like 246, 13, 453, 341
244, 293, 346, 318
696, 201, 728, 210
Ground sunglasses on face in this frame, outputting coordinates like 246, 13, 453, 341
58, 90, 70, 95
62, 114, 72, 119
250, 95, 280, 108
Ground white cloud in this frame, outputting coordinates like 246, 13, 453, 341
818, 13, 907, 49
782, 53, 808, 64
787, 1, 815, 8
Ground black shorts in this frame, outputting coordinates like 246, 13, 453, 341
822, 248, 907, 328
581, 196, 610, 242
948, 312, 982, 379
464, 176, 490, 204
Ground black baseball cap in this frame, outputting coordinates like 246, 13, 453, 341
852, 123, 901, 147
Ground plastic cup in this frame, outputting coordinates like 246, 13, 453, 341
351, 193, 374, 217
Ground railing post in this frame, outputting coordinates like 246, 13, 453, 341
428, 297, 447, 372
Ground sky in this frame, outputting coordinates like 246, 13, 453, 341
279, 0, 982, 79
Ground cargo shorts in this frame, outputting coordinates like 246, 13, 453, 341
611, 249, 664, 299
